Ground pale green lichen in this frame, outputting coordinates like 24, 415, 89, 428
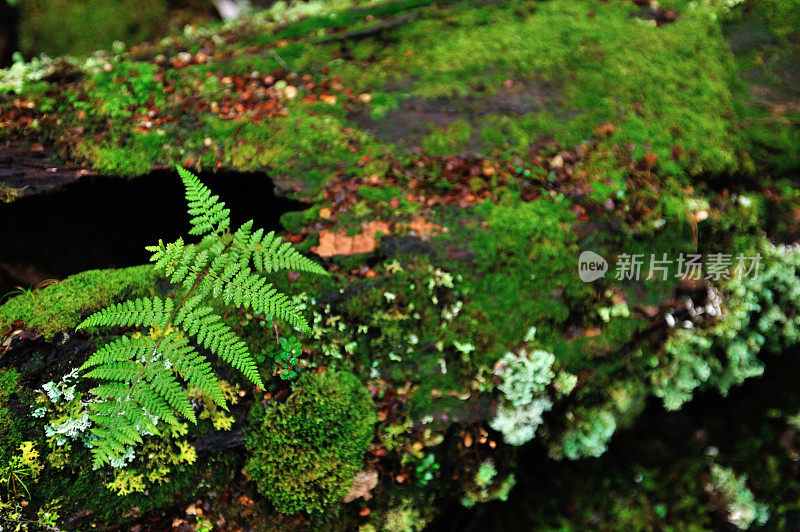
490, 396, 553, 446
495, 348, 556, 408
707, 464, 769, 530
550, 408, 617, 460
652, 242, 800, 410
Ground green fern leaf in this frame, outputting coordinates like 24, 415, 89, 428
177, 165, 231, 236
175, 298, 263, 387
79, 169, 326, 469
232, 223, 328, 276
78, 297, 174, 330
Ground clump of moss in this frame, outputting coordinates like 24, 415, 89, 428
0, 265, 157, 339
421, 120, 472, 156
245, 371, 376, 514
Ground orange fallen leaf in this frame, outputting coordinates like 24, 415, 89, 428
311, 221, 391, 257
594, 123, 616, 136
408, 217, 445, 241
642, 151, 658, 169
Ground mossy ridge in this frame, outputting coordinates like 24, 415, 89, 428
723, 0, 800, 176
18, 0, 170, 58
0, 265, 158, 339
297, 0, 745, 175
1, 0, 778, 192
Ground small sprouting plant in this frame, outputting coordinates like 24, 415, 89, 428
0, 279, 59, 305
0, 441, 60, 531
1, 442, 43, 498
414, 454, 440, 487
75, 166, 327, 468
269, 335, 303, 380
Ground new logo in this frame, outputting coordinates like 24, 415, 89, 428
578, 251, 608, 282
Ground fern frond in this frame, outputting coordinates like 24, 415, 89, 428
81, 335, 158, 370
175, 297, 263, 387
147, 238, 209, 290
80, 170, 323, 470
90, 382, 132, 402
177, 166, 231, 236
81, 329, 231, 468
155, 244, 311, 332
158, 333, 227, 408
133, 380, 182, 426
87, 400, 155, 467
217, 268, 309, 332
143, 365, 194, 421
232, 223, 328, 276
78, 297, 174, 331
83, 360, 142, 383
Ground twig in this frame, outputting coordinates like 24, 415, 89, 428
268, 49, 293, 74
314, 12, 421, 44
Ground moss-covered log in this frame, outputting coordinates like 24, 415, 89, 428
1, 0, 799, 530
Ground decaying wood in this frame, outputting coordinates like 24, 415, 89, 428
0, 142, 94, 198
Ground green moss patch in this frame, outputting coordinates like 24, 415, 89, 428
245, 370, 376, 514
0, 265, 158, 339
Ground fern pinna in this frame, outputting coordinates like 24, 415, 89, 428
77, 167, 327, 468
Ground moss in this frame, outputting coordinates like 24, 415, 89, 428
279, 209, 319, 234
2, 0, 800, 527
724, 0, 800, 175
452, 197, 591, 364
304, 0, 743, 174
0, 369, 27, 465
0, 265, 158, 339
19, 0, 169, 58
747, 0, 800, 40
421, 120, 472, 156
3, 0, 764, 187
244, 371, 376, 514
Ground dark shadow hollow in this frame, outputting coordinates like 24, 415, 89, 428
0, 170, 306, 295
